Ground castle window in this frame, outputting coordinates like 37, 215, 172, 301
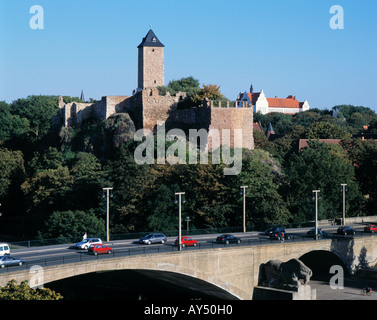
152, 49, 155, 52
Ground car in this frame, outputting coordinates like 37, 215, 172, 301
364, 224, 377, 233
0, 256, 25, 268
337, 226, 355, 235
139, 233, 167, 245
0, 243, 10, 256
175, 237, 198, 247
216, 234, 241, 245
265, 227, 286, 237
75, 238, 102, 250
88, 244, 112, 255
270, 230, 292, 240
307, 228, 328, 238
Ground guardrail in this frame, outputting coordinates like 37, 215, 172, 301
1, 230, 376, 274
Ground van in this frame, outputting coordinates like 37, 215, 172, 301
0, 243, 10, 256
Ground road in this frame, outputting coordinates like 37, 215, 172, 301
1, 224, 371, 272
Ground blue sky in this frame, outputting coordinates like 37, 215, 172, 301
1, 0, 376, 111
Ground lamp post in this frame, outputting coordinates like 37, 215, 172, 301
185, 216, 191, 235
313, 190, 321, 241
240, 186, 248, 233
175, 192, 186, 251
103, 187, 113, 242
341, 184, 347, 225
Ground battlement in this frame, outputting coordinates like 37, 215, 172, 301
204, 100, 251, 108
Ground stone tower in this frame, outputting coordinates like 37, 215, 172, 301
137, 29, 165, 90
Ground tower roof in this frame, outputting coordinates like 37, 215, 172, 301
138, 29, 165, 48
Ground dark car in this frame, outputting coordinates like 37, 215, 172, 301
307, 228, 328, 239
0, 256, 25, 268
337, 226, 355, 235
265, 227, 286, 236
139, 233, 167, 245
364, 225, 377, 233
269, 230, 292, 240
216, 234, 241, 245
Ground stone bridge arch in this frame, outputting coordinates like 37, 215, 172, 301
299, 250, 350, 279
1, 236, 377, 300
47, 269, 239, 300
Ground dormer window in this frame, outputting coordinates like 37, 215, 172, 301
152, 37, 157, 42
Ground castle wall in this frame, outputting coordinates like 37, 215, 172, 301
208, 105, 254, 150
140, 88, 185, 132
93, 96, 131, 121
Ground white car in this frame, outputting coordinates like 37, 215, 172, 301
0, 243, 10, 256
75, 238, 102, 250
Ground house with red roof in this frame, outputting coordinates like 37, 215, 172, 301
238, 90, 310, 115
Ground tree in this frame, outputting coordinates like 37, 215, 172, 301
21, 166, 74, 215
286, 140, 365, 222
106, 144, 157, 233
0, 101, 29, 142
40, 209, 105, 239
67, 152, 105, 210
232, 150, 291, 228
158, 76, 200, 98
350, 140, 377, 213
0, 148, 25, 198
0, 280, 62, 300
267, 113, 293, 136
10, 95, 58, 141
307, 121, 352, 140
27, 147, 64, 175
191, 84, 226, 106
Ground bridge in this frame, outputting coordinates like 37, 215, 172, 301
1, 236, 377, 300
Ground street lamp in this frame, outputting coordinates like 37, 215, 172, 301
341, 184, 347, 225
240, 186, 248, 233
103, 187, 113, 242
185, 216, 191, 235
312, 190, 321, 240
175, 192, 186, 251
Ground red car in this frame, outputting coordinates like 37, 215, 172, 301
364, 225, 377, 233
88, 244, 112, 255
174, 237, 198, 247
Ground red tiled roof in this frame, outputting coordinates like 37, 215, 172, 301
267, 96, 300, 109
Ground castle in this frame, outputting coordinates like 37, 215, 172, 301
57, 29, 255, 150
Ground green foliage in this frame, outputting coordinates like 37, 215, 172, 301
10, 95, 58, 141
0, 101, 29, 142
308, 122, 352, 140
285, 140, 365, 221
0, 148, 25, 198
0, 280, 63, 300
158, 76, 200, 98
21, 166, 74, 214
40, 209, 105, 239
